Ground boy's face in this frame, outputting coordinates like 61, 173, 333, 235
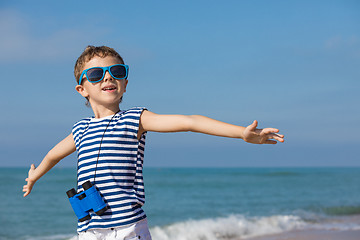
75, 56, 128, 109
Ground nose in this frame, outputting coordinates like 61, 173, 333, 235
103, 70, 113, 82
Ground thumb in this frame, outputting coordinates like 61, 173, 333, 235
248, 120, 258, 131
31, 164, 36, 170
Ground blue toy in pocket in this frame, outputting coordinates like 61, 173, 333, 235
66, 181, 108, 222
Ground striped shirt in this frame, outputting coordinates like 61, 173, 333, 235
72, 107, 147, 232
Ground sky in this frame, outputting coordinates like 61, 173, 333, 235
0, 0, 359, 167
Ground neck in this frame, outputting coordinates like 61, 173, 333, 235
91, 104, 121, 118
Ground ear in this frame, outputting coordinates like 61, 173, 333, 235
75, 85, 89, 98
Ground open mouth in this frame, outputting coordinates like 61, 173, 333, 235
102, 86, 117, 92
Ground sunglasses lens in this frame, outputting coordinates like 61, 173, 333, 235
110, 65, 127, 79
86, 68, 104, 82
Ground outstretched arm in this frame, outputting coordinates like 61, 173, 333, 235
23, 133, 76, 197
138, 110, 284, 144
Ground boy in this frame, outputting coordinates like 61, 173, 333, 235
23, 46, 284, 240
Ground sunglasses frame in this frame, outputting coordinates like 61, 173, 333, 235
78, 64, 129, 85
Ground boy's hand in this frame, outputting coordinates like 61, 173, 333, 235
243, 120, 284, 144
23, 164, 36, 197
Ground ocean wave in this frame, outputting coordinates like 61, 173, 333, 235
23, 234, 76, 240
322, 205, 360, 216
263, 171, 301, 177
19, 212, 360, 240
150, 214, 306, 240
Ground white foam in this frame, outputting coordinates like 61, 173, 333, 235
311, 221, 360, 231
24, 234, 77, 240
150, 214, 307, 240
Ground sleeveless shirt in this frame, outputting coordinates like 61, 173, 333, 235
72, 107, 147, 232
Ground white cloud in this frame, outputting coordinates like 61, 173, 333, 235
0, 8, 156, 64
325, 36, 342, 49
325, 35, 360, 49
0, 9, 86, 63
324, 35, 360, 58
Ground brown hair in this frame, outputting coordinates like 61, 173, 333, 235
74, 45, 125, 84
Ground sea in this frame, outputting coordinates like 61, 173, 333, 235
1, 167, 360, 240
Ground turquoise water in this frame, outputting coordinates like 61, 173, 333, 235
1, 167, 360, 240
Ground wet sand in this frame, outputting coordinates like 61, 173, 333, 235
247, 229, 360, 240
247, 215, 360, 240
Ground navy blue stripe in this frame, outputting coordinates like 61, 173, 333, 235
94, 178, 135, 186
133, 188, 145, 193
80, 139, 138, 149
78, 154, 137, 163
79, 214, 147, 232
97, 153, 137, 158
97, 172, 135, 178
84, 127, 132, 135
81, 133, 137, 144
78, 166, 136, 176
78, 176, 135, 185
122, 122, 138, 128
106, 201, 141, 211
78, 174, 135, 184
102, 192, 138, 199
122, 115, 140, 120
99, 185, 137, 193
78, 160, 135, 169
88, 207, 144, 223
80, 146, 138, 155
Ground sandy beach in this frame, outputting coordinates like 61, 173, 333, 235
248, 229, 360, 240
248, 215, 360, 240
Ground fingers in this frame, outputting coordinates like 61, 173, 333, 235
272, 134, 284, 142
23, 182, 33, 197
23, 175, 34, 197
262, 128, 284, 143
264, 133, 284, 143
23, 164, 36, 197
263, 128, 279, 134
23, 184, 31, 197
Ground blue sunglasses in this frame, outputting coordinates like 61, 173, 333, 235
79, 64, 129, 85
